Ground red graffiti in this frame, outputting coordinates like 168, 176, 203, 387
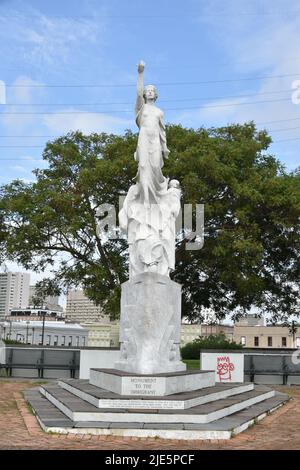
217, 356, 235, 381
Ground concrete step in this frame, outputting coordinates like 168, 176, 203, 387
25, 387, 289, 440
40, 382, 275, 424
58, 378, 254, 410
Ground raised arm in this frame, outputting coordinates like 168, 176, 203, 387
135, 60, 145, 115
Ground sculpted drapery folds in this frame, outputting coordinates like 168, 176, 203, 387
119, 61, 181, 278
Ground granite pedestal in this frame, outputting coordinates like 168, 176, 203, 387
89, 368, 215, 397
115, 273, 186, 375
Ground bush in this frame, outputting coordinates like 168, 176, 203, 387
2, 338, 24, 345
181, 333, 243, 359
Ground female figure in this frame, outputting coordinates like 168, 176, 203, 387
134, 61, 170, 205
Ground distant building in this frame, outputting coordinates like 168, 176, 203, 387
65, 289, 110, 324
234, 323, 300, 348
181, 323, 234, 346
83, 323, 120, 347
0, 320, 88, 347
29, 285, 63, 312
7, 307, 64, 321
81, 322, 234, 348
0, 272, 30, 319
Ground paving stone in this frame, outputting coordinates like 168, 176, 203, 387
109, 422, 144, 429
74, 422, 111, 428
142, 423, 185, 430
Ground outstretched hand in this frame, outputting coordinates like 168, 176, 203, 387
138, 60, 145, 73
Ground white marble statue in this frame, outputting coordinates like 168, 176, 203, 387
115, 62, 186, 374
134, 60, 170, 206
119, 61, 181, 278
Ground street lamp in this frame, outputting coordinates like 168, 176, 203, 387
41, 311, 46, 345
26, 321, 30, 344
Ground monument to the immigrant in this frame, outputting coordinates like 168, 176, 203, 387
113, 61, 186, 375
26, 62, 287, 440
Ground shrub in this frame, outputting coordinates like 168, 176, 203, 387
181, 333, 243, 359
2, 339, 24, 345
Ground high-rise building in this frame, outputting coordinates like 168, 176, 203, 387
65, 289, 110, 324
0, 272, 30, 318
29, 285, 63, 312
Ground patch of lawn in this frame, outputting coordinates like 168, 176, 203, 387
183, 359, 200, 369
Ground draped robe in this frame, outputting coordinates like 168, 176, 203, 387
134, 101, 169, 204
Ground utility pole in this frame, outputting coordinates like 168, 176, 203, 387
292, 320, 297, 348
41, 311, 46, 346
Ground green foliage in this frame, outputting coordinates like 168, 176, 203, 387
0, 123, 299, 322
181, 333, 243, 359
3, 339, 24, 345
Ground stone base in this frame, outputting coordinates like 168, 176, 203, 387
37, 382, 282, 425
25, 380, 290, 440
27, 384, 289, 440
117, 273, 186, 375
89, 368, 215, 397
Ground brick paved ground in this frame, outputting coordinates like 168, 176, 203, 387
0, 378, 299, 450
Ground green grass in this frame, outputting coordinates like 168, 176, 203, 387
27, 402, 35, 415
183, 359, 200, 369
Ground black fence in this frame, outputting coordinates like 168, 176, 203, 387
0, 346, 80, 379
244, 352, 300, 385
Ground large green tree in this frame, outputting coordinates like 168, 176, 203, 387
0, 123, 299, 321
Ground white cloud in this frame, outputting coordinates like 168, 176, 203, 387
43, 108, 133, 135
1, 75, 46, 133
0, 6, 106, 70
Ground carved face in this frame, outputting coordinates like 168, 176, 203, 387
169, 179, 180, 189
143, 85, 158, 102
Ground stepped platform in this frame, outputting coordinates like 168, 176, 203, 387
24, 375, 289, 440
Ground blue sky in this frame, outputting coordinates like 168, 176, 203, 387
0, 0, 300, 188
0, 0, 300, 287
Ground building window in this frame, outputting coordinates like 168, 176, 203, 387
254, 336, 259, 347
68, 336, 72, 346
46, 335, 51, 346
268, 337, 273, 347
61, 336, 66, 346
282, 337, 287, 347
53, 335, 58, 346
240, 336, 246, 346
38, 334, 43, 345
76, 336, 80, 346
